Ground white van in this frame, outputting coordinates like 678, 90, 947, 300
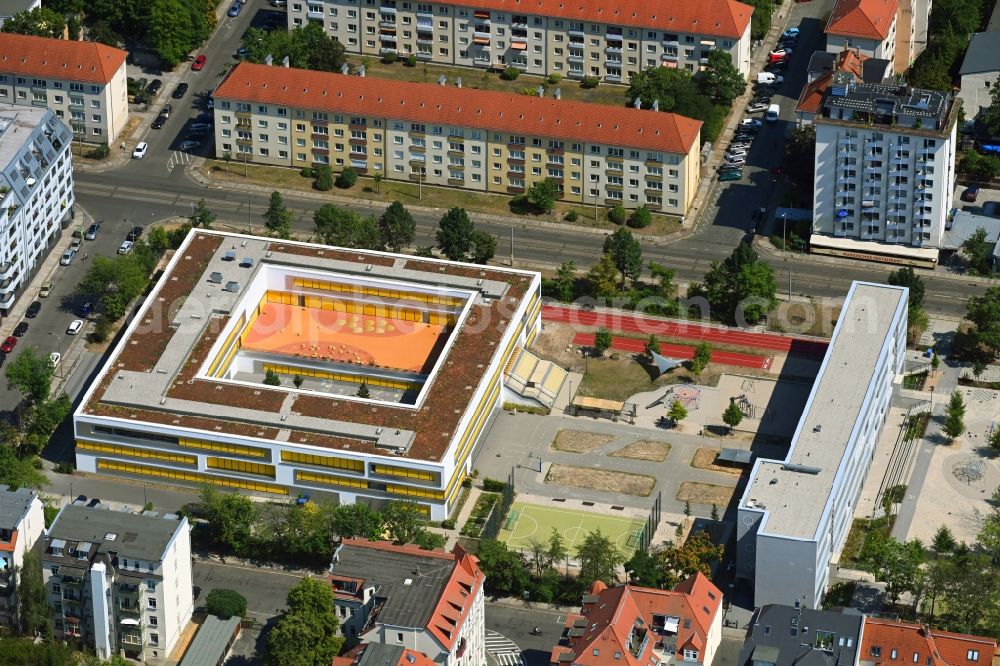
766, 103, 780, 122
756, 72, 784, 85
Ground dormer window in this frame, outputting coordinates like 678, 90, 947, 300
968, 651, 980, 661
872, 647, 882, 657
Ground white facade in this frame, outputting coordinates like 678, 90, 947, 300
736, 282, 907, 609
0, 106, 73, 313
825, 27, 895, 61
812, 88, 957, 248
42, 505, 193, 665
0, 487, 45, 627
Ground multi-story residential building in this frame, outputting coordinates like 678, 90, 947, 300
329, 539, 485, 666
796, 50, 892, 126
0, 485, 45, 628
74, 230, 541, 521
860, 618, 998, 666
0, 105, 74, 314
0, 33, 128, 144
811, 79, 958, 265
289, 0, 753, 79
213, 63, 701, 216
826, 0, 898, 64
736, 282, 907, 609
550, 573, 723, 666
737, 605, 864, 666
958, 32, 1000, 128
334, 643, 436, 665
41, 505, 193, 664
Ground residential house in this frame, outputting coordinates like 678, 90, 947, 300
549, 573, 723, 666
288, 0, 754, 79
796, 50, 892, 126
41, 505, 193, 665
860, 618, 998, 666
737, 605, 864, 666
0, 32, 128, 143
0, 485, 45, 628
328, 539, 485, 666
958, 32, 1000, 127
333, 643, 437, 666
826, 0, 898, 65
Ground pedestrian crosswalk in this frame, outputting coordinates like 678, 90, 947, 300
486, 630, 526, 666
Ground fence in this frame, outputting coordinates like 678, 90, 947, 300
480, 467, 515, 541
639, 491, 662, 552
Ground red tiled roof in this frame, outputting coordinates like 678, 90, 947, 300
332, 645, 435, 665
826, 0, 898, 40
214, 63, 702, 155
0, 33, 127, 85
861, 618, 998, 666
796, 50, 867, 114
551, 573, 723, 666
426, 543, 485, 651
0, 529, 17, 553
441, 0, 752, 39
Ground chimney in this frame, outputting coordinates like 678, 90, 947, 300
652, 99, 659, 112
438, 75, 447, 85
358, 64, 366, 77
554, 88, 561, 99
263, 54, 273, 66
340, 63, 350, 75
281, 55, 290, 67
456, 77, 462, 88
633, 97, 642, 109
536, 84, 545, 96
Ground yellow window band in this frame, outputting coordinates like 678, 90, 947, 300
281, 451, 364, 472
77, 441, 197, 466
206, 457, 276, 478
296, 470, 368, 490
178, 438, 268, 459
371, 463, 439, 483
97, 460, 286, 495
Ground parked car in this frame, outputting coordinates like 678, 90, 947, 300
151, 115, 166, 129
727, 148, 748, 158
1, 336, 16, 353
740, 119, 762, 129
128, 226, 144, 241
782, 27, 800, 38
39, 282, 53, 298
192, 55, 207, 70
719, 170, 743, 182
146, 79, 163, 96
12, 322, 28, 337
961, 185, 980, 202
161, 104, 173, 118
228, 1, 241, 16
118, 240, 134, 255
179, 140, 201, 152
747, 102, 768, 113
236, 46, 249, 59
85, 222, 100, 240
86, 498, 101, 508
189, 122, 212, 132
67, 319, 84, 335
78, 301, 92, 317
49, 352, 60, 367
768, 53, 789, 64
60, 249, 75, 265
25, 301, 41, 317
132, 142, 148, 159
769, 47, 793, 58
172, 83, 189, 99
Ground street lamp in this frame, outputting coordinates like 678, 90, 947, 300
247, 193, 253, 235
593, 178, 600, 221
48, 331, 63, 379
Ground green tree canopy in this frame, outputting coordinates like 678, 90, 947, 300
147, 0, 196, 68
5, 348, 54, 406
652, 530, 724, 589
668, 400, 688, 424
554, 261, 576, 302
243, 22, 346, 73
626, 66, 727, 142
313, 205, 381, 249
594, 327, 612, 355
382, 500, 426, 545
932, 525, 957, 554
202, 487, 259, 558
329, 503, 384, 541
16, 549, 47, 636
264, 191, 294, 238
603, 228, 642, 288
784, 125, 816, 198
587, 253, 619, 300
688, 243, 777, 325
690, 342, 712, 376
859, 531, 925, 604
436, 207, 474, 261
1, 7, 66, 37
265, 577, 343, 666
887, 267, 926, 311
378, 200, 416, 252
527, 177, 560, 213
190, 199, 216, 229
469, 228, 496, 264
965, 286, 1000, 359
76, 254, 150, 321
205, 588, 247, 619
476, 539, 530, 597
962, 227, 993, 276
700, 50, 746, 104
0, 444, 46, 491
723, 400, 744, 433
576, 528, 624, 586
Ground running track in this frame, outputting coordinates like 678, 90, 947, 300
544, 305, 827, 357
573, 333, 773, 371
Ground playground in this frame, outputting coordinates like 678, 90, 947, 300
498, 501, 647, 558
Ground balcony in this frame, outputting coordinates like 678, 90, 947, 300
417, 51, 433, 60
605, 45, 622, 54
606, 32, 623, 41
379, 47, 398, 55
417, 35, 433, 44
473, 30, 491, 39
380, 5, 396, 12
568, 28, 585, 37
661, 52, 679, 61
507, 185, 526, 194
311, 148, 330, 156
567, 53, 584, 63
120, 631, 143, 646
307, 9, 323, 19
380, 33, 397, 42
349, 151, 367, 161
68, 101, 84, 111
379, 19, 396, 27
236, 138, 253, 147
448, 178, 465, 186
605, 74, 622, 83
447, 149, 465, 157
349, 138, 367, 146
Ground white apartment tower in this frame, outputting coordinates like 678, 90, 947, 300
0, 105, 74, 314
41, 505, 193, 665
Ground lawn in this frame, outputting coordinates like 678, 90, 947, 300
499, 501, 647, 559
577, 357, 658, 402
203, 162, 681, 236
902, 372, 928, 390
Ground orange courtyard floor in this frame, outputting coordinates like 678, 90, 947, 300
241, 303, 447, 373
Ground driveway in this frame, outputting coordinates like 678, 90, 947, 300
192, 559, 309, 621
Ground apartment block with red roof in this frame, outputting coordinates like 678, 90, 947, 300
328, 539, 485, 666
860, 618, 998, 666
0, 33, 129, 144
825, 0, 898, 64
550, 573, 723, 666
333, 643, 437, 666
794, 50, 892, 126
213, 62, 702, 215
289, 0, 754, 79
0, 485, 45, 628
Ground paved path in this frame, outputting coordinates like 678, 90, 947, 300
544, 305, 827, 356
572, 332, 772, 370
486, 630, 527, 666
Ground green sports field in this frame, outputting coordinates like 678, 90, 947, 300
497, 501, 646, 558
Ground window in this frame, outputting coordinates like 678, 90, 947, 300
397, 633, 404, 643
968, 651, 980, 661
892, 650, 899, 660
149, 615, 158, 627
146, 580, 156, 592
150, 633, 159, 646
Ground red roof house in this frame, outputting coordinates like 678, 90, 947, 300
860, 618, 999, 666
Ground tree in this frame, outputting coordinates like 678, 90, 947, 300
264, 191, 293, 238
700, 50, 746, 104
201, 487, 259, 558
990, 425, 1000, 453
965, 286, 1000, 359
949, 390, 967, 416
932, 351, 941, 374
356, 381, 370, 398
527, 178, 560, 213
147, 0, 196, 67
264, 369, 281, 386
382, 500, 425, 545
313, 205, 380, 249
608, 204, 627, 225
223, 150, 232, 173
653, 530, 724, 589
265, 577, 343, 666
625, 548, 663, 587
329, 503, 383, 540
684, 501, 691, 518
603, 228, 642, 289
784, 124, 816, 196
554, 261, 576, 302
587, 253, 619, 300
76, 255, 149, 321
689, 243, 777, 326
548, 527, 567, 574
932, 525, 957, 554
859, 531, 925, 604
887, 267, 926, 311
373, 172, 384, 194
711, 504, 719, 521
1, 7, 66, 37
962, 227, 993, 276
981, 75, 1000, 138
336, 167, 358, 189
312, 164, 334, 191
242, 22, 346, 72
5, 348, 54, 405
293, 375, 303, 389
0, 444, 46, 490
576, 528, 624, 586
17, 550, 47, 637
627, 206, 652, 229
378, 200, 416, 252
189, 199, 216, 228
477, 539, 530, 597
594, 327, 612, 356
645, 334, 661, 357
436, 207, 474, 261
147, 227, 169, 256
626, 66, 728, 142
722, 400, 744, 433
469, 229, 496, 264
690, 342, 712, 376
668, 400, 688, 426
943, 390, 966, 441
205, 588, 247, 619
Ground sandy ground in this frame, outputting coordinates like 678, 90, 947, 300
609, 440, 671, 462
545, 463, 657, 497
551, 429, 615, 453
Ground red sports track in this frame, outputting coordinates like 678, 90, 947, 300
543, 305, 827, 357
573, 333, 772, 371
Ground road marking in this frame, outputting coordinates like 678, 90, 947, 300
167, 151, 193, 174
485, 630, 525, 666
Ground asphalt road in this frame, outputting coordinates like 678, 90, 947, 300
485, 602, 569, 666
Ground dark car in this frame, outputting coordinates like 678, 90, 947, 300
146, 79, 163, 96
172, 83, 189, 99
151, 115, 166, 129
74, 495, 87, 504
127, 225, 144, 241
12, 321, 27, 337
78, 302, 92, 317
86, 498, 101, 508
962, 185, 980, 202
228, 1, 241, 16
25, 301, 41, 318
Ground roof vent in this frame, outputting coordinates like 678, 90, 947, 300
403, 578, 413, 585
813, 424, 822, 432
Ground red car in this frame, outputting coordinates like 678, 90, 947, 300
192, 55, 207, 71
1, 336, 16, 353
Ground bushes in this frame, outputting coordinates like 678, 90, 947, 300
300, 167, 314, 178
406, 54, 417, 67
501, 66, 521, 80
581, 76, 600, 89
441, 518, 456, 529
336, 166, 358, 189
608, 204, 627, 225
86, 143, 111, 160
482, 477, 508, 492
382, 51, 398, 64
313, 164, 334, 191
205, 588, 247, 620
509, 193, 533, 215
546, 73, 562, 85
564, 210, 578, 222
627, 206, 652, 229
